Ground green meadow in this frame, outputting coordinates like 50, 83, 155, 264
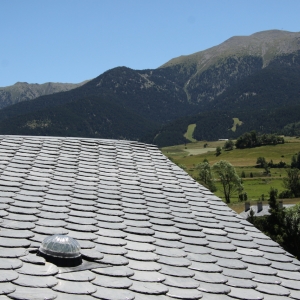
183, 124, 197, 142
231, 117, 243, 132
161, 137, 300, 211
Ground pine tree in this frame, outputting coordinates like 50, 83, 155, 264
268, 188, 285, 243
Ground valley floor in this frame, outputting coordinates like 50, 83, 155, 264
161, 137, 300, 213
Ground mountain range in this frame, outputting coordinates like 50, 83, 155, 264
0, 30, 299, 145
0, 80, 88, 109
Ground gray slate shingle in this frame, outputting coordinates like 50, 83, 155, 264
0, 135, 299, 300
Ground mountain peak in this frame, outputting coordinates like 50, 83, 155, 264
14, 81, 29, 85
250, 29, 300, 37
160, 29, 300, 70
0, 81, 88, 109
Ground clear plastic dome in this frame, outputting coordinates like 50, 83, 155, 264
39, 235, 81, 259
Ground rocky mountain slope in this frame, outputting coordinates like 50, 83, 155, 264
0, 66, 195, 125
0, 30, 299, 142
160, 30, 300, 104
151, 56, 300, 146
0, 80, 88, 109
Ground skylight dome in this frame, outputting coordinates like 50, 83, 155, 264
39, 235, 82, 266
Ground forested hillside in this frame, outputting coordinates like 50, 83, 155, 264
0, 66, 196, 125
206, 51, 300, 112
0, 30, 299, 142
150, 52, 300, 146
0, 96, 157, 141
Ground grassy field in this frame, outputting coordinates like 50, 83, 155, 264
162, 140, 224, 157
183, 124, 197, 142
161, 137, 300, 211
231, 117, 243, 132
214, 178, 284, 202
163, 138, 300, 167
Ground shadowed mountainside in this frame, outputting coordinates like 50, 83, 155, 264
0, 30, 299, 143
150, 53, 300, 146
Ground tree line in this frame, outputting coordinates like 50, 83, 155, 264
235, 131, 284, 149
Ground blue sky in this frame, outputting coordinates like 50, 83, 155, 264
1, 0, 299, 87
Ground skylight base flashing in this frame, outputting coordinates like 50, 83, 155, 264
38, 251, 83, 267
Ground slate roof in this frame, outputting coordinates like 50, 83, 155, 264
0, 135, 300, 300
